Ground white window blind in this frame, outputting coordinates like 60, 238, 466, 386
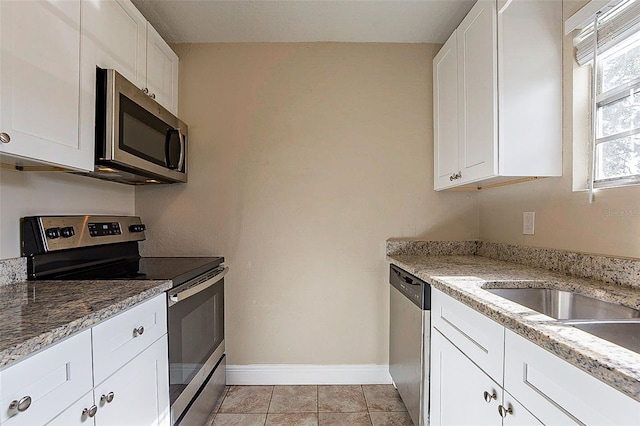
575, 0, 640, 65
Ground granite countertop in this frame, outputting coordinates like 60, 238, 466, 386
387, 253, 640, 403
0, 279, 172, 369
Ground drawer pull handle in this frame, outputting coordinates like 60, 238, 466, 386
498, 404, 513, 418
483, 390, 497, 403
0, 132, 10, 144
133, 326, 145, 337
82, 405, 98, 418
8, 395, 31, 416
101, 392, 115, 404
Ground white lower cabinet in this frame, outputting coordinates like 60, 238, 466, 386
502, 391, 542, 426
430, 288, 640, 426
93, 337, 169, 426
46, 337, 169, 426
91, 294, 167, 385
0, 295, 169, 426
504, 329, 640, 426
46, 392, 94, 426
431, 329, 540, 426
431, 329, 503, 426
0, 330, 93, 426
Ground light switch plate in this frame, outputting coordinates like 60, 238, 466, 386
523, 212, 535, 235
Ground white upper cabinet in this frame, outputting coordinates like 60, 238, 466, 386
0, 0, 93, 171
433, 32, 459, 190
497, 0, 562, 178
80, 0, 178, 114
0, 0, 178, 172
146, 24, 179, 115
79, 1, 179, 162
80, 0, 147, 89
457, 0, 498, 185
433, 0, 562, 191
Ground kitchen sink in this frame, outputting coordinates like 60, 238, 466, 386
485, 288, 640, 320
566, 321, 640, 354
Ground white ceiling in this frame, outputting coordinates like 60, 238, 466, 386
131, 0, 475, 44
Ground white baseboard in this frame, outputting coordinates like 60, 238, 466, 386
226, 364, 392, 385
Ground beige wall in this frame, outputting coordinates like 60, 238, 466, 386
478, 0, 640, 259
0, 170, 134, 259
136, 43, 478, 365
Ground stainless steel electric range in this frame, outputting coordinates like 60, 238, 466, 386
21, 215, 227, 426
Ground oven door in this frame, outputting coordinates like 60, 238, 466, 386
167, 267, 227, 424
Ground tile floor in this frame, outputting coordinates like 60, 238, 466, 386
208, 385, 414, 426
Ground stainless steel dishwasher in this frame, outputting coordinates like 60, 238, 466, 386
389, 264, 430, 426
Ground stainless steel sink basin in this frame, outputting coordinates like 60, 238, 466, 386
485, 288, 640, 320
567, 321, 640, 354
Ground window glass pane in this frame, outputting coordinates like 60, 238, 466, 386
595, 135, 640, 180
598, 92, 640, 137
601, 36, 640, 92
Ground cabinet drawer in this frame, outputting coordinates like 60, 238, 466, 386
431, 288, 505, 383
0, 330, 93, 426
504, 329, 640, 425
92, 294, 167, 385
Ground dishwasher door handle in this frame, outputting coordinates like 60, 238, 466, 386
403, 276, 418, 285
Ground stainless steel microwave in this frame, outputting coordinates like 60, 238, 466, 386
90, 68, 187, 185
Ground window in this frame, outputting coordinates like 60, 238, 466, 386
571, 0, 640, 192
594, 32, 640, 187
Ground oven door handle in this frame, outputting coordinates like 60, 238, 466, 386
168, 267, 228, 307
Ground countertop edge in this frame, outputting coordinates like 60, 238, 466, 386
0, 281, 172, 370
387, 255, 640, 403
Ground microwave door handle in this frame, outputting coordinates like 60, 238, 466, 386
165, 129, 174, 169
164, 129, 183, 170
177, 128, 185, 171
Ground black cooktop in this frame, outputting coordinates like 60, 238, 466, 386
36, 257, 224, 287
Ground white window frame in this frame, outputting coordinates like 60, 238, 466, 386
592, 32, 640, 189
568, 0, 640, 197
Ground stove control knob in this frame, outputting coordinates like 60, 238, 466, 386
129, 224, 146, 233
60, 226, 75, 238
45, 227, 60, 239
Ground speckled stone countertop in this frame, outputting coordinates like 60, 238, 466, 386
0, 279, 172, 369
387, 253, 640, 403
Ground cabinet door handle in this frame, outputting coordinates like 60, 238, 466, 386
0, 132, 10, 144
449, 172, 462, 181
82, 405, 98, 418
143, 87, 149, 95
100, 392, 115, 404
151, 93, 156, 99
483, 390, 497, 403
8, 395, 32, 416
133, 326, 145, 337
498, 404, 513, 418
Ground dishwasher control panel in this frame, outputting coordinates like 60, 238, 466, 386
389, 264, 430, 310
